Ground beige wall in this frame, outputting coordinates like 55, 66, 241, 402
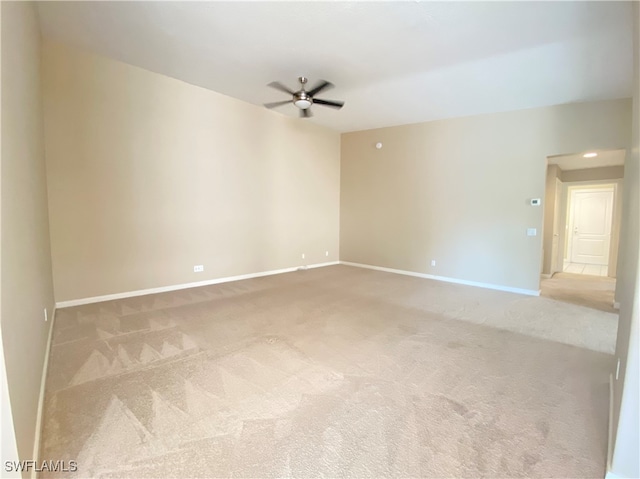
561, 165, 624, 183
43, 42, 341, 302
610, 2, 640, 476
341, 99, 632, 292
1, 1, 55, 464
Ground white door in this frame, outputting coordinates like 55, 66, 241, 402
570, 189, 614, 265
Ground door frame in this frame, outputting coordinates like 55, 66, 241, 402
550, 177, 563, 274
559, 179, 622, 277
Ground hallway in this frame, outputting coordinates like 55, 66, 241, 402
541, 272, 616, 313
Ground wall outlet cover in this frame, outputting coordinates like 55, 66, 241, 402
193, 265, 204, 272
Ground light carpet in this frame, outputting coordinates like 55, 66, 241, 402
540, 272, 617, 314
40, 265, 615, 478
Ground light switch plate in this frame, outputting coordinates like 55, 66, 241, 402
527, 228, 537, 236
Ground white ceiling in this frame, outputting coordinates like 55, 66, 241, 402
37, 1, 634, 133
548, 149, 626, 171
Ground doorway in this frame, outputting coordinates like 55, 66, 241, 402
540, 149, 625, 312
564, 185, 615, 277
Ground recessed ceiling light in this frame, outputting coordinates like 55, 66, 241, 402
583, 152, 598, 158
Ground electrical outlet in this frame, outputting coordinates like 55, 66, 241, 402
193, 265, 204, 273
325, 251, 329, 257
527, 228, 537, 236
301, 253, 305, 260
44, 308, 48, 322
431, 260, 436, 267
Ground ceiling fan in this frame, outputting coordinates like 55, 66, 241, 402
263, 77, 344, 118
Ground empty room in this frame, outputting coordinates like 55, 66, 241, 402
1, 2, 639, 479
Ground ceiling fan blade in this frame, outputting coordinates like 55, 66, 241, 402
307, 80, 334, 96
299, 108, 312, 118
264, 100, 291, 109
313, 98, 344, 109
267, 81, 294, 95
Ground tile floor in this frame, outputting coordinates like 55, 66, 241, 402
563, 262, 609, 277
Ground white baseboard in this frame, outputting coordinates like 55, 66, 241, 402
340, 261, 540, 296
540, 273, 552, 279
32, 306, 56, 476
305, 261, 339, 270
613, 301, 621, 310
55, 262, 340, 309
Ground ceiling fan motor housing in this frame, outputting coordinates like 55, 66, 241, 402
294, 91, 312, 110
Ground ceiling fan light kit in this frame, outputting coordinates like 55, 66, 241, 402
264, 76, 344, 118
